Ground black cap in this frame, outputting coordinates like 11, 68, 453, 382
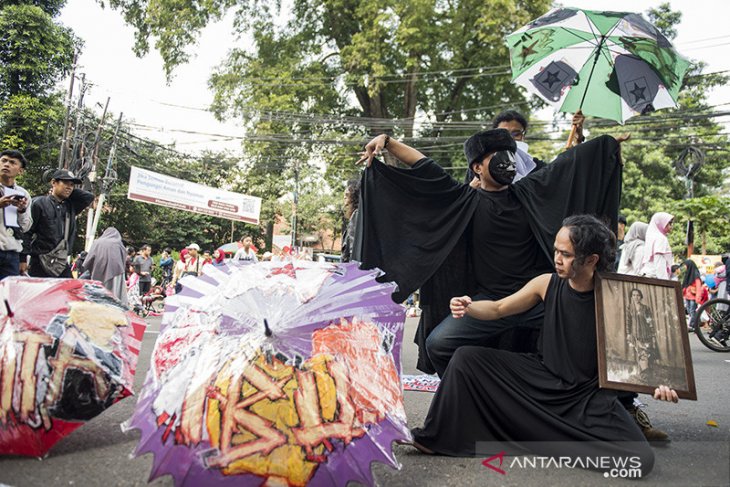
464, 128, 516, 168
50, 169, 82, 184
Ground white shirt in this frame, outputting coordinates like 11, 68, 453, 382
234, 247, 258, 262
1, 184, 31, 252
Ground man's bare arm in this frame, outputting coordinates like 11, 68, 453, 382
450, 274, 552, 321
357, 134, 426, 167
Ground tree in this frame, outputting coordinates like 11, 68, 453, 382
0, 4, 76, 101
108, 0, 550, 171
0, 0, 78, 195
0, 93, 66, 195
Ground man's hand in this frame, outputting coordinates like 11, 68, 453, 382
357, 134, 388, 167
615, 133, 631, 144
653, 385, 679, 403
450, 296, 472, 319
571, 110, 585, 128
469, 176, 480, 189
0, 195, 14, 208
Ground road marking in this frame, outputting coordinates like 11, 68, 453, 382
145, 330, 160, 335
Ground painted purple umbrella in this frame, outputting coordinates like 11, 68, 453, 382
125, 261, 409, 486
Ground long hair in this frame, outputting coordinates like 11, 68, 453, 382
562, 214, 616, 273
345, 178, 361, 219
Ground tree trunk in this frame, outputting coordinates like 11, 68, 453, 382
403, 60, 419, 139
265, 220, 274, 251
354, 86, 372, 119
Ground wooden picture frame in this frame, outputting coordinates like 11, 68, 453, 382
595, 273, 697, 400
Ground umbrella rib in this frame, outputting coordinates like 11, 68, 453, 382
553, 26, 598, 46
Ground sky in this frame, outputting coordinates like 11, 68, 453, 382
58, 0, 730, 155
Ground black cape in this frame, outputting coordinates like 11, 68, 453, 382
411, 275, 654, 475
353, 135, 622, 373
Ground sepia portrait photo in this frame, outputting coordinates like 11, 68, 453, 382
595, 273, 697, 400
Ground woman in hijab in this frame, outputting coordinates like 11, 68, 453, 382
618, 221, 648, 276
682, 259, 706, 331
82, 227, 128, 305
640, 212, 674, 279
206, 248, 226, 267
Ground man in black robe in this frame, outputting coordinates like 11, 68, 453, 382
355, 129, 621, 376
409, 215, 679, 477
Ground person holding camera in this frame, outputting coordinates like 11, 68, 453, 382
0, 150, 32, 279
28, 169, 94, 278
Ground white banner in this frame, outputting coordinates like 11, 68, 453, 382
127, 166, 261, 224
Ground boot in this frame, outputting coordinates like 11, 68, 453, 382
628, 405, 670, 444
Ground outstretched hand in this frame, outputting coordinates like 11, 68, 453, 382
571, 110, 585, 128
357, 134, 388, 167
653, 385, 679, 403
450, 296, 472, 319
615, 133, 631, 144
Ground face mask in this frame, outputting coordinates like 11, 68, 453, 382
488, 150, 517, 185
515, 140, 530, 153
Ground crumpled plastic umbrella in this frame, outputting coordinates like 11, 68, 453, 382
0, 277, 147, 457
125, 261, 409, 486
506, 7, 690, 123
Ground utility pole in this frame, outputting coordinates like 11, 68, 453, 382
86, 113, 122, 250
58, 54, 78, 169
674, 145, 704, 257
68, 73, 88, 172
84, 98, 110, 250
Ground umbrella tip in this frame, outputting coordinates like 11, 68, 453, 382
3, 299, 13, 318
263, 319, 272, 337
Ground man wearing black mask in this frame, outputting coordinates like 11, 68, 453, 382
356, 129, 623, 377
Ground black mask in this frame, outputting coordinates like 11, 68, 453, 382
488, 150, 517, 185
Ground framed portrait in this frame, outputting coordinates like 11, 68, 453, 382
595, 273, 697, 400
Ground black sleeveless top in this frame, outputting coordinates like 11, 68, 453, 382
539, 274, 597, 386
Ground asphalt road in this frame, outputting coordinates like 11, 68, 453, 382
1, 315, 729, 487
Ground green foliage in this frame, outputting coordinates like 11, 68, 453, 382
0, 4, 77, 100
0, 0, 68, 16
107, 0, 552, 179
647, 3, 681, 40
667, 196, 730, 255
0, 1, 76, 194
0, 93, 65, 194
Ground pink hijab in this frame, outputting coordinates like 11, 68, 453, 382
642, 212, 673, 265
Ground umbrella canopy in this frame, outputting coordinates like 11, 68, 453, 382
126, 261, 408, 486
506, 7, 690, 123
217, 242, 241, 254
0, 278, 147, 457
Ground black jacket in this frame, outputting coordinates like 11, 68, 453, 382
29, 189, 94, 255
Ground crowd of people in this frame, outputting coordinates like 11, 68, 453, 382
0, 156, 314, 309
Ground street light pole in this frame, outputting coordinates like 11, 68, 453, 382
674, 145, 704, 257
291, 160, 299, 249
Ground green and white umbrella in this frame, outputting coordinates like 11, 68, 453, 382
506, 7, 691, 124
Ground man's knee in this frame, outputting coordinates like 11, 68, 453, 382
425, 329, 448, 362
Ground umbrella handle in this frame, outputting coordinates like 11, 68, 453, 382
564, 110, 584, 150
